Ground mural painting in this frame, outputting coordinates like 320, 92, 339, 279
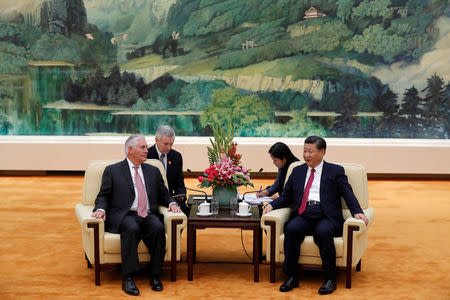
0, 0, 448, 138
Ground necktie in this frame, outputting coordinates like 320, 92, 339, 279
133, 166, 148, 218
298, 168, 315, 215
159, 153, 166, 168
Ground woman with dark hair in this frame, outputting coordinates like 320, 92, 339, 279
257, 142, 300, 200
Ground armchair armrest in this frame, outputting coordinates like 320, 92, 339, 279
261, 207, 291, 283
343, 207, 374, 234
260, 207, 291, 263
343, 207, 374, 235
158, 206, 187, 262
260, 207, 291, 232
75, 203, 106, 278
158, 206, 187, 228
75, 203, 104, 229
342, 207, 374, 272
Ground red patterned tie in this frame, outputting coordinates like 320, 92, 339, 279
298, 168, 315, 215
134, 166, 148, 218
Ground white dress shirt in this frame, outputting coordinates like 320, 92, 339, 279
304, 160, 324, 202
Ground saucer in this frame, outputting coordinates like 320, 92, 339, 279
196, 212, 213, 216
236, 212, 252, 217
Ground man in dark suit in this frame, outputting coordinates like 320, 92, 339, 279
147, 125, 189, 216
91, 134, 181, 296
263, 136, 368, 295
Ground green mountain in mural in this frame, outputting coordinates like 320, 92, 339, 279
101, 0, 446, 111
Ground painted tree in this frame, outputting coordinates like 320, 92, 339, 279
332, 88, 361, 137
200, 87, 273, 135
82, 68, 107, 105
398, 86, 425, 137
443, 82, 450, 138
0, 21, 41, 50
337, 0, 356, 22
375, 87, 399, 137
0, 114, 12, 135
63, 78, 84, 103
351, 0, 394, 21
346, 24, 407, 62
422, 74, 446, 137
406, 0, 424, 14
255, 107, 326, 137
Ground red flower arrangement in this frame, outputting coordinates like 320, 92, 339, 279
198, 156, 252, 189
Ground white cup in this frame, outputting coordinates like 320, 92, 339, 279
238, 202, 251, 215
198, 202, 210, 214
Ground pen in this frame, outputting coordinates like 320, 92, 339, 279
259, 185, 262, 193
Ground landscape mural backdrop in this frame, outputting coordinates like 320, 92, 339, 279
0, 0, 448, 138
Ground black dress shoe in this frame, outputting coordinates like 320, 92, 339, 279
279, 276, 299, 292
150, 277, 164, 291
318, 279, 336, 295
122, 278, 140, 296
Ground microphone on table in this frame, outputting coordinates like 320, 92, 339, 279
185, 187, 209, 202
186, 169, 209, 201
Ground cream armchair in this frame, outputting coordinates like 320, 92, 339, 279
261, 162, 374, 288
75, 159, 187, 285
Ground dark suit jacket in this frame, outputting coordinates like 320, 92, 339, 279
147, 145, 186, 196
270, 161, 363, 229
93, 159, 172, 233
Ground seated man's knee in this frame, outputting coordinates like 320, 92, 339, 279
120, 221, 140, 235
285, 222, 307, 236
153, 220, 165, 236
313, 228, 333, 244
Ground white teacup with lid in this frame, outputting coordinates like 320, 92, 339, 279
198, 201, 211, 215
238, 201, 251, 215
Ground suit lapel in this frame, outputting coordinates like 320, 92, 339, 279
148, 145, 158, 159
141, 163, 151, 194
121, 159, 135, 195
297, 164, 308, 205
319, 160, 328, 200
166, 150, 174, 175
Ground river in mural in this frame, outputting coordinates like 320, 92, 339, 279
0, 66, 206, 135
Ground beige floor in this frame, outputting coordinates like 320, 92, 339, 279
0, 176, 449, 299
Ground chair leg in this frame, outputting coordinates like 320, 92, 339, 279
345, 226, 360, 289
85, 253, 92, 268
345, 265, 352, 289
170, 219, 182, 282
356, 259, 361, 272
265, 220, 277, 283
88, 222, 101, 286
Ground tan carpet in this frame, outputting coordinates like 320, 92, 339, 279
0, 176, 449, 299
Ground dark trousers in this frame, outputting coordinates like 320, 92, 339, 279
119, 211, 166, 279
283, 204, 339, 280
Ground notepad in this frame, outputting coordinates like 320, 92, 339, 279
240, 194, 272, 204
192, 196, 213, 200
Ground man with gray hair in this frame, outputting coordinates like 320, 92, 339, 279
92, 134, 181, 295
147, 125, 189, 216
